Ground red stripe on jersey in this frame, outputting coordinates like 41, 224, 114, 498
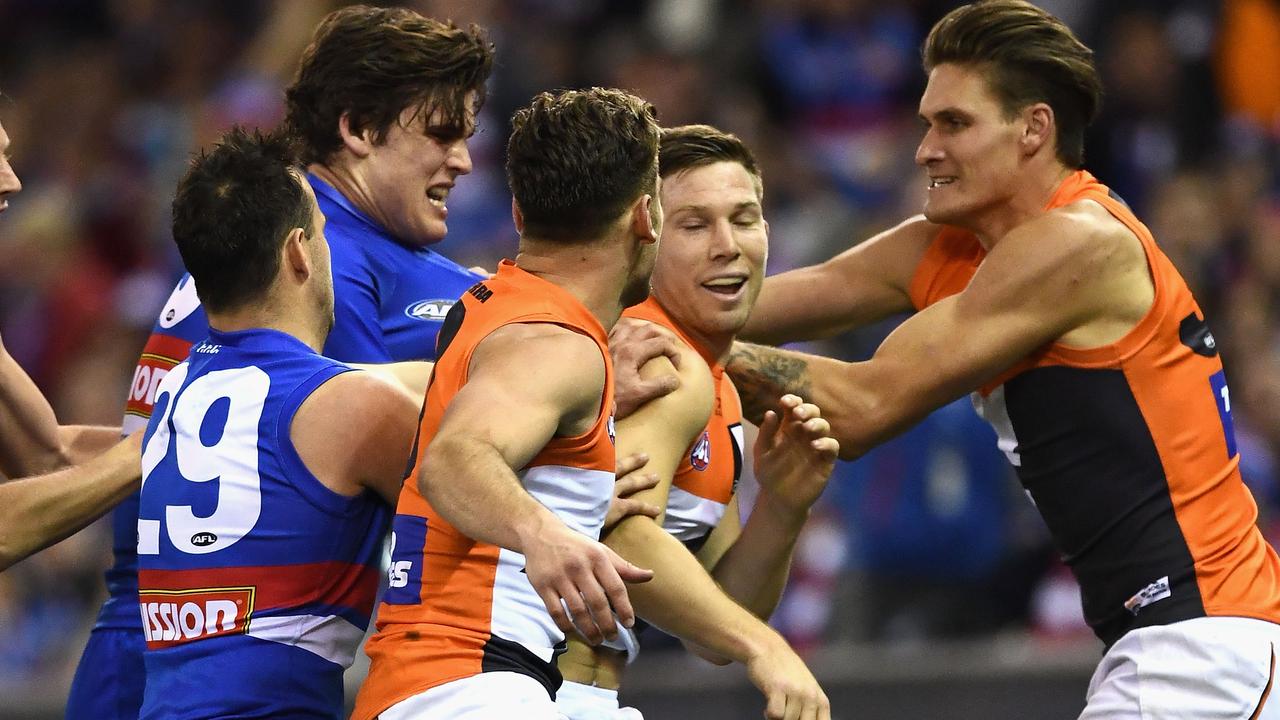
142, 333, 196, 362
125, 333, 195, 418
139, 562, 379, 616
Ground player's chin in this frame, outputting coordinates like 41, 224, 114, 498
410, 219, 449, 246
921, 201, 961, 226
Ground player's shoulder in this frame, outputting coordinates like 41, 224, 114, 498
476, 322, 606, 380
887, 214, 946, 244
1033, 199, 1146, 271
860, 214, 948, 255
626, 320, 715, 421
848, 214, 948, 283
299, 368, 419, 435
635, 320, 712, 391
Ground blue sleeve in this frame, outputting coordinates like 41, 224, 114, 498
323, 250, 392, 363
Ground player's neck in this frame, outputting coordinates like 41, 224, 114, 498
677, 319, 733, 367
971, 165, 1075, 249
206, 305, 328, 354
515, 239, 634, 332
308, 162, 381, 233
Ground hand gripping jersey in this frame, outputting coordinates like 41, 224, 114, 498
135, 328, 388, 719
70, 174, 481, 719
623, 297, 744, 552
353, 260, 617, 720
908, 170, 1280, 646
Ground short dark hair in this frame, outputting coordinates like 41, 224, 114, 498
660, 124, 763, 200
285, 5, 494, 166
171, 127, 312, 314
507, 88, 660, 242
923, 0, 1102, 168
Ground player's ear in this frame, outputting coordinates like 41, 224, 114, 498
630, 194, 660, 245
511, 197, 525, 234
1021, 102, 1054, 157
338, 112, 374, 159
282, 227, 312, 283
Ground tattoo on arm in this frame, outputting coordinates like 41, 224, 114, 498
726, 343, 813, 424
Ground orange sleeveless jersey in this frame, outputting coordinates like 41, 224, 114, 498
352, 260, 616, 719
624, 298, 744, 549
908, 170, 1280, 646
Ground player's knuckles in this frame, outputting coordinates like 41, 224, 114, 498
805, 418, 830, 433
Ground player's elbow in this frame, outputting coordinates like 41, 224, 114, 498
415, 455, 442, 504
682, 640, 733, 666
0, 522, 25, 572
2, 443, 70, 478
828, 385, 897, 461
415, 434, 471, 505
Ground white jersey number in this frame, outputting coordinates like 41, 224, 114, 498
139, 364, 270, 555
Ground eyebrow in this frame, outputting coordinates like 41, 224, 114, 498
672, 200, 762, 214
919, 107, 971, 123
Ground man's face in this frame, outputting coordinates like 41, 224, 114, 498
915, 63, 1027, 227
0, 121, 22, 216
352, 96, 476, 246
651, 161, 767, 342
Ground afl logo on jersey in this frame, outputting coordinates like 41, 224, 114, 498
158, 276, 202, 329
690, 431, 711, 471
607, 415, 616, 445
190, 532, 218, 547
405, 298, 456, 322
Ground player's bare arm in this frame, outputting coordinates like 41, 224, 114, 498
0, 332, 121, 478
603, 452, 662, 531
602, 339, 830, 720
740, 216, 937, 345
57, 426, 129, 466
291, 369, 424, 506
729, 203, 1152, 460
419, 322, 653, 645
0, 432, 142, 571
697, 395, 838, 620
606, 335, 714, 524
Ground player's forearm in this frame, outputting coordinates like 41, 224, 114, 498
58, 425, 127, 464
0, 433, 142, 571
727, 342, 912, 460
417, 434, 559, 553
710, 494, 807, 619
0, 350, 68, 478
605, 515, 780, 665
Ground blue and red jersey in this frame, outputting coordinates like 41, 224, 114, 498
91, 175, 482, 633
136, 328, 385, 718
72, 173, 483, 718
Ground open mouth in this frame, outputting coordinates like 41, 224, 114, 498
928, 176, 956, 189
426, 185, 451, 209
702, 277, 747, 296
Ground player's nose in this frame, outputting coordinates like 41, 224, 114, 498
0, 156, 21, 199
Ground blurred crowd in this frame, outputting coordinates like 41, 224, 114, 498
1, 0, 1279, 692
